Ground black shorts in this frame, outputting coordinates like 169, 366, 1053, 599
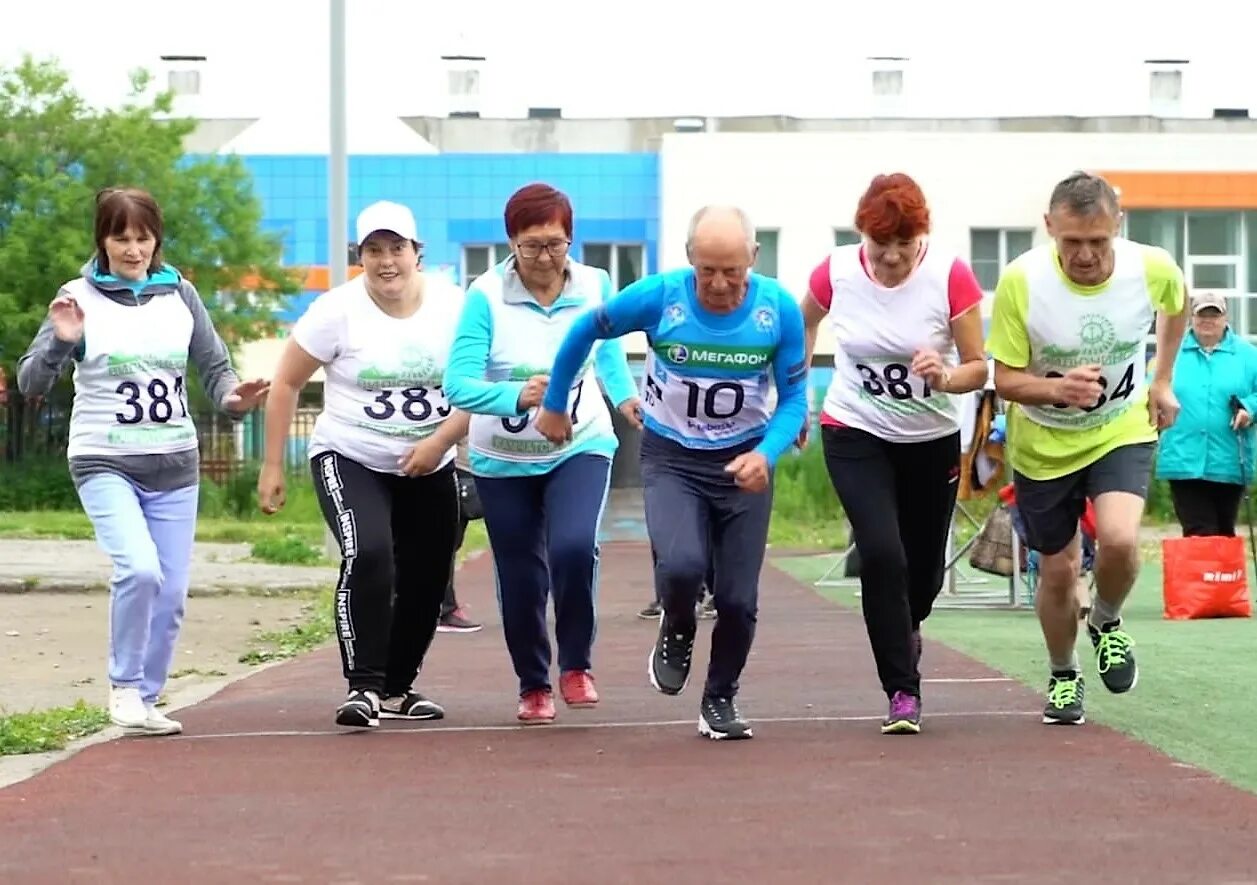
1012, 442, 1155, 555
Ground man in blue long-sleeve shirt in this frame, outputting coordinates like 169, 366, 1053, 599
535, 206, 809, 740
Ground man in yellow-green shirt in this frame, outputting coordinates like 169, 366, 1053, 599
986, 171, 1187, 727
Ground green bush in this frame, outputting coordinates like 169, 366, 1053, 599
773, 443, 843, 524
0, 458, 79, 510
193, 461, 320, 523
0, 445, 1190, 532
1, 456, 324, 524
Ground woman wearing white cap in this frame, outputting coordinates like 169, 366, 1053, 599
259, 200, 468, 729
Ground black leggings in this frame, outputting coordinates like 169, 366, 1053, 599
312, 451, 460, 695
821, 426, 960, 699
1169, 479, 1245, 537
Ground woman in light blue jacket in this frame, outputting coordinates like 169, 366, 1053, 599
1156, 291, 1257, 536
443, 182, 640, 725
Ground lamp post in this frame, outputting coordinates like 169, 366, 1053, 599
324, 0, 348, 558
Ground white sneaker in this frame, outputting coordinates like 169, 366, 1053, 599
109, 686, 147, 729
143, 703, 183, 736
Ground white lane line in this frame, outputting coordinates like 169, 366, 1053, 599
177, 709, 1038, 741
923, 677, 1015, 684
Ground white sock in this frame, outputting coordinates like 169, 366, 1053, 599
1088, 596, 1121, 630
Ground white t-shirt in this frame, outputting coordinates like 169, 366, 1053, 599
293, 274, 463, 475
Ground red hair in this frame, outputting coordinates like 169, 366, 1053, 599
504, 183, 573, 239
854, 173, 931, 242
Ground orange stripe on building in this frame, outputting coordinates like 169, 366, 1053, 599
236, 265, 364, 291
301, 266, 365, 290
1098, 171, 1257, 209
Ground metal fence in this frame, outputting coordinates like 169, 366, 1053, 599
1, 392, 319, 480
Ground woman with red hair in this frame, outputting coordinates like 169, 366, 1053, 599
444, 182, 641, 725
801, 173, 989, 734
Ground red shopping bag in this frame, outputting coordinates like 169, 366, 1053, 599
1161, 536, 1252, 620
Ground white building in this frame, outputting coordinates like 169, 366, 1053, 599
657, 125, 1257, 347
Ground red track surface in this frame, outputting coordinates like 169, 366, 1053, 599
3, 541, 1257, 884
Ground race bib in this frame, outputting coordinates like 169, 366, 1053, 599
850, 357, 949, 418
107, 366, 197, 447
355, 382, 453, 439
1022, 358, 1143, 430
641, 363, 769, 445
471, 370, 608, 461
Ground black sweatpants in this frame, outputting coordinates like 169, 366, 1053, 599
312, 451, 460, 695
1169, 478, 1245, 537
821, 425, 960, 699
650, 533, 716, 604
641, 431, 773, 700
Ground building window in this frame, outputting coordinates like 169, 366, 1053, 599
754, 229, 779, 278
462, 243, 511, 284
1246, 210, 1257, 297
1124, 210, 1186, 268
970, 228, 1034, 291
583, 243, 645, 291
834, 228, 861, 247
1126, 210, 1257, 336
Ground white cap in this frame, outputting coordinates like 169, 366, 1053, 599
355, 200, 419, 246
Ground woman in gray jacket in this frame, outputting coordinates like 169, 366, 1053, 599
18, 187, 268, 736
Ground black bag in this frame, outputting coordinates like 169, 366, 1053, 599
455, 469, 483, 522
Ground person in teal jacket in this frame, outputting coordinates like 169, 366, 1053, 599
1156, 290, 1257, 536
442, 183, 641, 726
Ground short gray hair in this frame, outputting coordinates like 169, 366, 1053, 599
686, 205, 757, 251
1048, 171, 1120, 217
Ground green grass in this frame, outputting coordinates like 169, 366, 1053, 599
235, 522, 491, 665
0, 702, 112, 756
0, 510, 329, 547
237, 589, 336, 665
776, 554, 1257, 794
768, 444, 848, 551
249, 533, 325, 566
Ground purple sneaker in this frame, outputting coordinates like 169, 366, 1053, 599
881, 691, 922, 734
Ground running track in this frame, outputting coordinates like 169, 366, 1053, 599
2, 542, 1256, 884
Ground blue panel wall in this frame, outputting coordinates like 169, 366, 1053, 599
232, 153, 659, 322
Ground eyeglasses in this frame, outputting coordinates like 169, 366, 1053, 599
516, 239, 571, 259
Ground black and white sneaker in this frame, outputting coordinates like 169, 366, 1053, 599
335, 689, 380, 728
699, 696, 753, 740
1043, 671, 1085, 725
380, 690, 445, 721
649, 614, 695, 696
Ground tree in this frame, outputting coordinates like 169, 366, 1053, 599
0, 56, 300, 377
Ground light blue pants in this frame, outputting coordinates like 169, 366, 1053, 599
77, 474, 199, 704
